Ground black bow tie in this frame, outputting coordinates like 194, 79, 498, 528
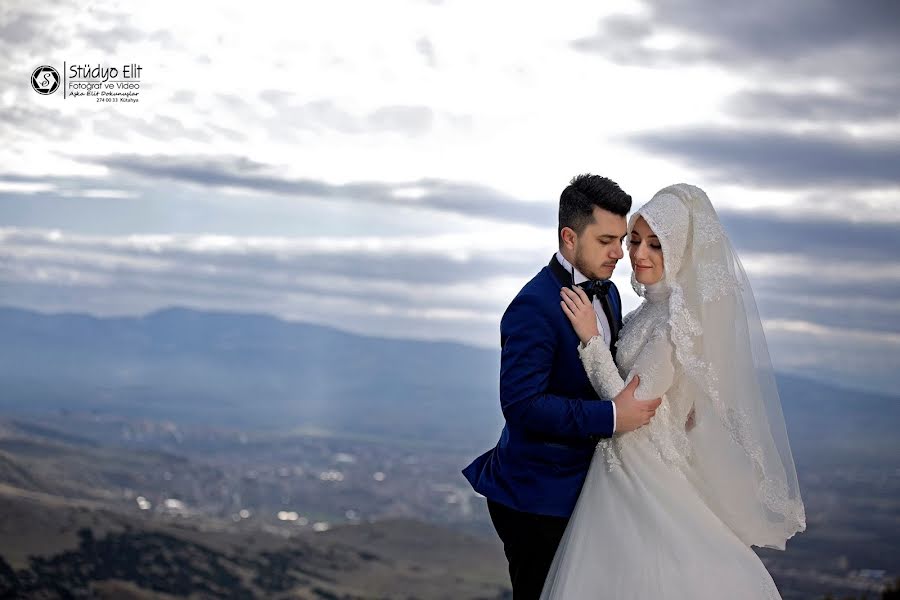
577, 279, 612, 301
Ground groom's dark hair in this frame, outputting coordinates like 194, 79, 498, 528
558, 173, 632, 245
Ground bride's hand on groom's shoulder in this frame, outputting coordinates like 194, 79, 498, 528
560, 286, 600, 345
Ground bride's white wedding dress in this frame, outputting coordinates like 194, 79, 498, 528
541, 283, 780, 599
540, 184, 805, 600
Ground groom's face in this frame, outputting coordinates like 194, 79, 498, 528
571, 206, 627, 280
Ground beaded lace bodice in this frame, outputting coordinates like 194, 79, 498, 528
579, 282, 694, 474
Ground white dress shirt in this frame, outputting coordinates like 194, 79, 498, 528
555, 251, 617, 433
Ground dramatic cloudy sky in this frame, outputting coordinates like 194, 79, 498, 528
1, 0, 898, 394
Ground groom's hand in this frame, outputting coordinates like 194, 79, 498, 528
613, 376, 662, 433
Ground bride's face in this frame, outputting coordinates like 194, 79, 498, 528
629, 216, 664, 285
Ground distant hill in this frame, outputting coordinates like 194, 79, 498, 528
775, 373, 900, 458
0, 306, 504, 450
0, 414, 510, 599
0, 416, 222, 511
0, 485, 509, 599
1, 305, 897, 455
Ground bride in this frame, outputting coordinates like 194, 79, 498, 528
543, 184, 806, 599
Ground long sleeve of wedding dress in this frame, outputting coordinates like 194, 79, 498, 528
577, 327, 676, 409
577, 318, 697, 476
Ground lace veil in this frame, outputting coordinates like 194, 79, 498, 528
630, 184, 806, 550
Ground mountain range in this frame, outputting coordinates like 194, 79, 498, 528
0, 304, 898, 598
0, 305, 503, 450
3, 304, 897, 454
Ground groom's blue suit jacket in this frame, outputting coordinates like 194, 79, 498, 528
462, 255, 622, 518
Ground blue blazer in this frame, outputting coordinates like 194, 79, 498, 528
462, 255, 623, 518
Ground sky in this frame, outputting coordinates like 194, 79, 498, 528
1, 0, 899, 394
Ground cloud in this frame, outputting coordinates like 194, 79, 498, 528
727, 87, 900, 123
90, 114, 214, 144
764, 318, 900, 392
67, 154, 552, 227
0, 226, 543, 347
757, 292, 900, 337
416, 37, 436, 67
573, 0, 900, 75
73, 6, 178, 53
0, 9, 48, 46
719, 210, 900, 260
575, 1, 900, 148
170, 90, 196, 105
573, 1, 900, 200
628, 128, 900, 187
256, 95, 437, 137
76, 22, 156, 54
4, 218, 898, 351
0, 105, 83, 142
367, 105, 434, 135
571, 14, 664, 64
1, 4, 177, 57
0, 227, 542, 287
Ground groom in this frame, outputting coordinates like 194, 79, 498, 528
462, 174, 662, 599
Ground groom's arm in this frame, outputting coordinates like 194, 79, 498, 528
499, 294, 615, 440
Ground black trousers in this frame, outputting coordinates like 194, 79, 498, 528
487, 499, 571, 600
